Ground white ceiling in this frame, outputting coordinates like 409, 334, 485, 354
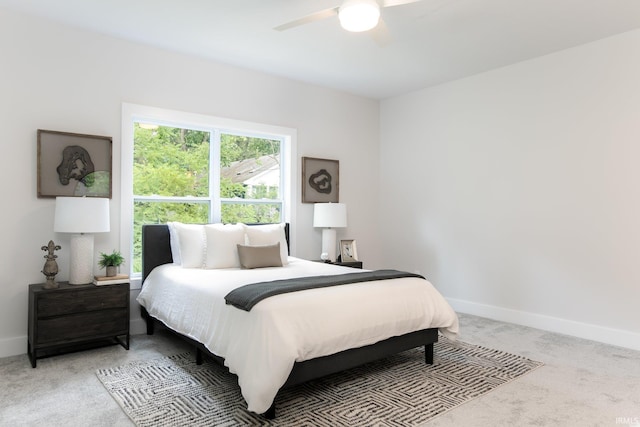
2, 0, 640, 99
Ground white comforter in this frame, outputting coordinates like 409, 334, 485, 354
136, 258, 459, 413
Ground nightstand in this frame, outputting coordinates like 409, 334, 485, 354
315, 260, 363, 269
28, 281, 130, 368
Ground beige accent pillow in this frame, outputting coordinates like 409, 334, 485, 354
237, 243, 283, 269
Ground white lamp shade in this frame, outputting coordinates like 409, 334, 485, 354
54, 197, 110, 233
313, 203, 347, 228
339, 0, 381, 32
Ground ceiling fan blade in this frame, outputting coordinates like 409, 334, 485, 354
380, 0, 424, 7
274, 7, 339, 31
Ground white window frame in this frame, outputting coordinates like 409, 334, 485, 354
121, 103, 297, 289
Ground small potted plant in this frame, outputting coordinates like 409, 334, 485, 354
98, 250, 125, 277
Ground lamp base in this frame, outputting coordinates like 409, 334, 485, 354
69, 234, 94, 285
321, 228, 337, 262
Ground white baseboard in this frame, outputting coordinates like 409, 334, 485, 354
4, 300, 636, 358
1, 318, 150, 359
447, 297, 640, 352
0, 336, 27, 359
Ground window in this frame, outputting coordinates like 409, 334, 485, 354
121, 104, 296, 286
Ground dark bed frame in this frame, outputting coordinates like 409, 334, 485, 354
140, 223, 439, 419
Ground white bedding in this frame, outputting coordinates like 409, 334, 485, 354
137, 257, 459, 413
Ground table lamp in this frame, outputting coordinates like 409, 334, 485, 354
54, 197, 110, 285
313, 203, 347, 262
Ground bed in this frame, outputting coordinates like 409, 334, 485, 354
138, 223, 459, 418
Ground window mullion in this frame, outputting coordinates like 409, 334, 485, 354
210, 129, 221, 223
220, 199, 283, 205
134, 195, 210, 203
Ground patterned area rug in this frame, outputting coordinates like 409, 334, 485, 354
96, 337, 542, 426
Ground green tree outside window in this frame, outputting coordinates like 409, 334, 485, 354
132, 124, 283, 273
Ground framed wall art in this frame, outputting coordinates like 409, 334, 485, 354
37, 129, 112, 198
302, 156, 339, 203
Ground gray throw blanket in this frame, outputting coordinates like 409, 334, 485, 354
225, 269, 425, 311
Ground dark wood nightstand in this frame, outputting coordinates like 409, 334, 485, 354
314, 260, 363, 269
28, 281, 130, 368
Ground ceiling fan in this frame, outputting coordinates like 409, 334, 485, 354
274, 0, 425, 33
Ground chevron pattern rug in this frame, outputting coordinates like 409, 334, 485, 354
96, 337, 542, 426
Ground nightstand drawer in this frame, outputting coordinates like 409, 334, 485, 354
37, 286, 128, 318
37, 309, 129, 345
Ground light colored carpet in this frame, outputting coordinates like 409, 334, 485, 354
1, 313, 639, 426
96, 337, 542, 426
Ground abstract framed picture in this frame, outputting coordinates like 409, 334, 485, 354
302, 156, 339, 203
37, 129, 112, 198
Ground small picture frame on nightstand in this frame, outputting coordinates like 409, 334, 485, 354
340, 239, 358, 262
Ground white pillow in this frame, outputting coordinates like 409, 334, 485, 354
172, 222, 206, 268
167, 222, 182, 265
204, 223, 246, 269
243, 223, 289, 265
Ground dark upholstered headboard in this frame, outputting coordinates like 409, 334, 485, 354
141, 223, 291, 283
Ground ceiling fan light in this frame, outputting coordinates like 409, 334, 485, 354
339, 0, 381, 32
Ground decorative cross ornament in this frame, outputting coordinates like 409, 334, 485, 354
41, 240, 62, 289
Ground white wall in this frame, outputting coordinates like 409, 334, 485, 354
0, 8, 381, 357
380, 29, 640, 350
